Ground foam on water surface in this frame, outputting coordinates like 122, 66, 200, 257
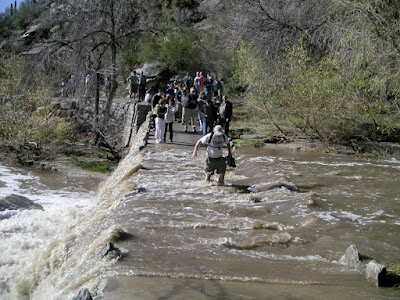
0, 165, 98, 299
1, 137, 400, 299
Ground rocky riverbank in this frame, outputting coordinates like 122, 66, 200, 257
239, 133, 400, 159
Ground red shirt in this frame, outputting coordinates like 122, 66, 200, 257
198, 75, 205, 88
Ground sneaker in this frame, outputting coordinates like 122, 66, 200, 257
184, 129, 187, 133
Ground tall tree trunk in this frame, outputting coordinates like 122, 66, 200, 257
102, 0, 118, 129
94, 73, 100, 126
93, 72, 101, 145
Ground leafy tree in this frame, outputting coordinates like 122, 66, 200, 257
327, 0, 400, 140
123, 0, 203, 75
10, 0, 45, 30
228, 0, 400, 143
137, 30, 201, 73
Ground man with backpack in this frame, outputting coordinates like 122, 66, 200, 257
192, 125, 232, 185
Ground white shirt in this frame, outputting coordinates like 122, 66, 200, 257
200, 133, 227, 158
144, 93, 152, 103
165, 105, 176, 123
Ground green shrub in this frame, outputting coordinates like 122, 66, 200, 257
71, 157, 115, 174
137, 30, 201, 72
0, 54, 71, 146
174, 0, 199, 9
11, 1, 45, 30
235, 39, 400, 143
233, 139, 264, 148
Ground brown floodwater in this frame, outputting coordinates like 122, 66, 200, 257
1, 131, 399, 299
93, 137, 400, 299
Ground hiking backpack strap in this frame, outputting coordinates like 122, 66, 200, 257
207, 132, 214, 144
207, 133, 226, 149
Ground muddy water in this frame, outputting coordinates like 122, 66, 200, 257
0, 164, 102, 299
95, 139, 400, 299
1, 132, 399, 299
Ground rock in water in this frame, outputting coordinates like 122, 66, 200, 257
266, 183, 299, 192
340, 246, 400, 287
366, 260, 387, 287
102, 242, 121, 259
340, 245, 362, 268
365, 260, 400, 287
0, 194, 43, 211
340, 244, 372, 268
102, 242, 114, 257
71, 287, 93, 300
248, 185, 261, 193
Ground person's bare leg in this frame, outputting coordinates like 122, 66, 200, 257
205, 175, 211, 183
218, 173, 225, 185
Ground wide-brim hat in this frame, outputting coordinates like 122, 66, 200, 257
213, 125, 224, 135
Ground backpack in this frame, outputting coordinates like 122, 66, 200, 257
225, 155, 236, 168
182, 96, 190, 108
175, 90, 182, 102
207, 132, 226, 144
208, 133, 236, 167
188, 94, 197, 109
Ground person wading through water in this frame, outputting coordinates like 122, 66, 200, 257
192, 125, 232, 185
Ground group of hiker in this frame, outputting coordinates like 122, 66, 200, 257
137, 71, 234, 185
64, 68, 234, 185
143, 72, 232, 144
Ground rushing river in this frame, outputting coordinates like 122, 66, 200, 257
0, 130, 399, 299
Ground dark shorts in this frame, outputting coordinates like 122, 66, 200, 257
130, 84, 138, 94
204, 157, 226, 176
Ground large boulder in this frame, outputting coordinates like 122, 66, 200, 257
366, 260, 400, 287
135, 62, 163, 79
0, 194, 43, 211
341, 245, 400, 287
366, 261, 387, 287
